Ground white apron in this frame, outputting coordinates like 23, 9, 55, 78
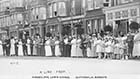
55, 40, 61, 56
45, 40, 52, 56
76, 39, 83, 57
27, 39, 31, 55
71, 39, 77, 57
18, 41, 23, 56
0, 40, 3, 56
10, 39, 15, 55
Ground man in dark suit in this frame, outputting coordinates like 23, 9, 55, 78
126, 32, 134, 59
15, 38, 18, 56
22, 38, 27, 56
5, 37, 10, 56
81, 34, 87, 58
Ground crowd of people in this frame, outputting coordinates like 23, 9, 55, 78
0, 29, 140, 60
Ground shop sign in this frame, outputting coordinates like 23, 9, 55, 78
31, 21, 39, 26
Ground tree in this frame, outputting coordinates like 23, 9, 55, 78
129, 22, 140, 30
75, 24, 84, 35
104, 25, 113, 32
46, 32, 52, 37
61, 25, 71, 36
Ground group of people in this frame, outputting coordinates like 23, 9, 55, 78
0, 29, 140, 60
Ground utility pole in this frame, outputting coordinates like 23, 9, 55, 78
70, 0, 74, 36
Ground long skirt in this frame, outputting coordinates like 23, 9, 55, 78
40, 45, 45, 56
18, 45, 23, 56
91, 45, 96, 57
45, 45, 52, 56
27, 45, 31, 55
33, 45, 37, 56
87, 47, 94, 57
0, 45, 3, 56
133, 43, 140, 56
55, 45, 61, 56
71, 45, 76, 57
10, 44, 15, 55
76, 45, 83, 57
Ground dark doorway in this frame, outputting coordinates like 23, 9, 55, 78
115, 19, 129, 35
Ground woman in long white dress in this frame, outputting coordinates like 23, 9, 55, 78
27, 38, 31, 56
95, 38, 103, 59
91, 34, 97, 57
10, 37, 16, 56
71, 37, 77, 57
18, 39, 23, 56
55, 37, 61, 57
133, 30, 140, 57
87, 36, 93, 58
106, 38, 114, 59
45, 38, 52, 56
76, 36, 83, 57
33, 39, 37, 56
0, 40, 3, 56
114, 40, 120, 59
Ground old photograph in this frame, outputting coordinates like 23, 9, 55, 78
0, 0, 140, 79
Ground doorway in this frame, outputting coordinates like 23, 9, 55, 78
115, 19, 129, 35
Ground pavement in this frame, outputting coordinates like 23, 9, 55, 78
0, 57, 140, 79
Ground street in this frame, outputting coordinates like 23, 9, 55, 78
0, 57, 140, 79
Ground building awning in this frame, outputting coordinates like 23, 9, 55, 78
85, 8, 104, 19
46, 17, 59, 25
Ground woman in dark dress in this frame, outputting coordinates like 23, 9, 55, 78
40, 38, 45, 56
36, 36, 41, 56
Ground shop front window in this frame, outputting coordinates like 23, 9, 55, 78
130, 8, 137, 17
122, 10, 128, 18
115, 11, 121, 19
107, 13, 113, 20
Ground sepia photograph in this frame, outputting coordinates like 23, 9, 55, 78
0, 0, 140, 79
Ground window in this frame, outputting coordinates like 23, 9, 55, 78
82, 0, 86, 8
49, 4, 53, 18
58, 2, 66, 16
130, 8, 137, 17
39, 7, 46, 19
95, 0, 103, 9
53, 3, 57, 17
17, 14, 23, 24
115, 11, 121, 19
122, 10, 128, 18
121, 0, 133, 4
87, 0, 93, 10
107, 13, 113, 20
71, 0, 75, 15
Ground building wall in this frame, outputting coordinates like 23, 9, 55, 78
104, 1, 140, 35
105, 2, 140, 25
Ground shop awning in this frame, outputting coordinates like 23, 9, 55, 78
46, 18, 59, 25
85, 8, 104, 19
